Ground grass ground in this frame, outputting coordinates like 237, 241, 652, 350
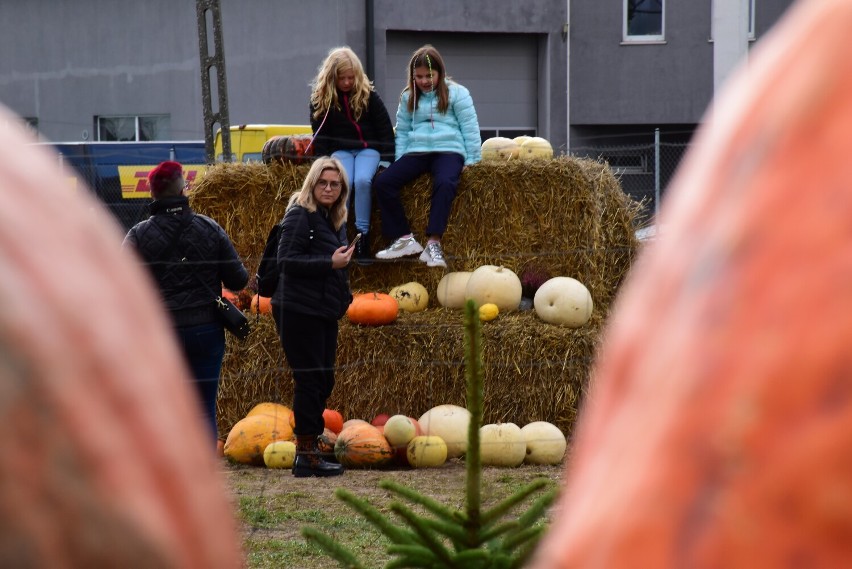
223, 458, 565, 568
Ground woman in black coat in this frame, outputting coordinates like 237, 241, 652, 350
272, 156, 354, 477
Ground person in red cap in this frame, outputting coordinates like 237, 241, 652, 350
123, 161, 249, 445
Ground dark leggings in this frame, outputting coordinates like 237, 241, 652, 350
273, 309, 338, 436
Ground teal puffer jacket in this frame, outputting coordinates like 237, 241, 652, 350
394, 82, 482, 166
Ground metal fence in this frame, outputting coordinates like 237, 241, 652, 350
571, 129, 692, 227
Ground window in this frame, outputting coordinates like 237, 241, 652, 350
624, 0, 665, 42
96, 115, 170, 141
480, 128, 536, 141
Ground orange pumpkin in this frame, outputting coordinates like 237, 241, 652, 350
250, 294, 272, 314
221, 287, 238, 304
224, 413, 294, 466
0, 112, 242, 566
334, 423, 394, 468
323, 408, 344, 434
531, 1, 852, 567
346, 292, 398, 326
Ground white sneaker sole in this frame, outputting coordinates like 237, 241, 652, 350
419, 249, 447, 268
375, 242, 423, 260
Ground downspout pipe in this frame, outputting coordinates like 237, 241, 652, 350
365, 0, 375, 78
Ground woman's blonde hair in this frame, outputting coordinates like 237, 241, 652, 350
310, 46, 373, 121
288, 156, 350, 231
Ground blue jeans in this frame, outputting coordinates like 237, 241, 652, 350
332, 148, 380, 234
175, 322, 226, 443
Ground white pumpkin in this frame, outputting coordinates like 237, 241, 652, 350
418, 404, 471, 459
436, 271, 473, 309
513, 135, 533, 147
521, 421, 567, 465
479, 423, 526, 467
407, 436, 448, 468
481, 137, 520, 161
263, 440, 296, 469
383, 414, 417, 447
533, 276, 593, 327
465, 265, 522, 312
389, 281, 429, 312
518, 136, 554, 160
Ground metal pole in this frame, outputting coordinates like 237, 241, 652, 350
196, 0, 231, 163
654, 127, 661, 219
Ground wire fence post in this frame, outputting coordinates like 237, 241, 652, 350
654, 128, 661, 219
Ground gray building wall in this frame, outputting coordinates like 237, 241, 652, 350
0, 1, 794, 156
0, 0, 568, 150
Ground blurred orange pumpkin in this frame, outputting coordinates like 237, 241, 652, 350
250, 294, 272, 314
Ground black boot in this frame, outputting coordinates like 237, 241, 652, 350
354, 233, 373, 266
292, 435, 344, 478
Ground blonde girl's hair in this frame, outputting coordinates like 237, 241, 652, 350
288, 156, 350, 231
404, 44, 450, 114
310, 46, 373, 121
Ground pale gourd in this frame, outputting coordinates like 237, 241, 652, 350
481, 137, 520, 161
521, 421, 567, 465
465, 265, 523, 312
383, 414, 417, 448
518, 136, 554, 160
263, 440, 296, 469
407, 436, 448, 468
389, 281, 429, 312
534, 276, 593, 327
418, 404, 471, 459
480, 423, 526, 467
436, 271, 473, 308
513, 135, 533, 146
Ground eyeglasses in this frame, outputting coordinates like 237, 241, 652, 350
316, 179, 342, 191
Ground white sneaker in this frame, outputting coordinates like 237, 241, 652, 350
375, 235, 423, 260
419, 241, 447, 268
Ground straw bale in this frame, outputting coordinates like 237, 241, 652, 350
217, 309, 602, 438
194, 157, 641, 439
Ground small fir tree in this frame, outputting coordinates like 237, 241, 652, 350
302, 300, 558, 568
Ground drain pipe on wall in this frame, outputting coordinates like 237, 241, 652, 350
365, 0, 375, 79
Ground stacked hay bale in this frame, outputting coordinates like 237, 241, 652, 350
191, 158, 641, 439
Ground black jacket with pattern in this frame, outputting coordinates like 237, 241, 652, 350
123, 196, 249, 327
271, 204, 352, 321
310, 89, 396, 163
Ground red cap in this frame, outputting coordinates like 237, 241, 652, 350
148, 161, 183, 197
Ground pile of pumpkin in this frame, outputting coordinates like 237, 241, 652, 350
347, 264, 593, 327
224, 402, 567, 470
480, 135, 554, 161
225, 264, 592, 325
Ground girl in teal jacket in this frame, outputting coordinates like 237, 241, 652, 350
374, 44, 481, 268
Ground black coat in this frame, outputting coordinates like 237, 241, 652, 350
271, 204, 352, 321
123, 196, 249, 326
310, 90, 395, 163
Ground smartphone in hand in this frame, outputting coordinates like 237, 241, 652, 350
346, 233, 362, 252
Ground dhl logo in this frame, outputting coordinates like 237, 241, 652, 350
119, 165, 207, 199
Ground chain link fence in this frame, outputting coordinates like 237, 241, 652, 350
571, 129, 692, 229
